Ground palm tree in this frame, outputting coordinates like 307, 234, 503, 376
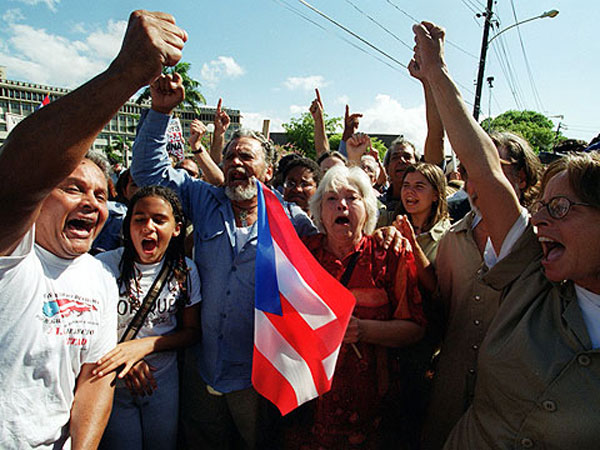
136, 62, 206, 114
104, 135, 132, 166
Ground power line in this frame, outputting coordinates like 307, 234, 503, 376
386, 0, 479, 59
509, 0, 545, 112
296, 0, 408, 69
460, 0, 480, 16
344, 0, 413, 51
272, 0, 406, 74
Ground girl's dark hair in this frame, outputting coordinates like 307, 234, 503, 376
119, 185, 189, 308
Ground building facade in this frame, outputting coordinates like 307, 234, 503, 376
0, 69, 240, 166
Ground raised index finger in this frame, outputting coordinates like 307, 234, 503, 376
315, 88, 322, 105
216, 98, 222, 112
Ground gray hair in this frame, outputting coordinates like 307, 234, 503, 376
84, 149, 110, 180
309, 165, 378, 235
360, 154, 380, 179
383, 136, 419, 167
224, 128, 277, 166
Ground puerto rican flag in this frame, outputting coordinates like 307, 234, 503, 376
36, 93, 50, 110
252, 181, 356, 415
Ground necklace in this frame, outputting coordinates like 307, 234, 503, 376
238, 209, 249, 227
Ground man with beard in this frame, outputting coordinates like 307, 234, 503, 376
130, 74, 316, 449
0, 10, 187, 448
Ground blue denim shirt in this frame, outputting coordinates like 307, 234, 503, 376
131, 109, 316, 392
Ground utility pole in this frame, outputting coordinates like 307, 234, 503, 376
553, 122, 563, 151
486, 76, 495, 129
473, 0, 495, 122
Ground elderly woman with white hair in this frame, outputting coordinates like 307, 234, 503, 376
287, 165, 426, 449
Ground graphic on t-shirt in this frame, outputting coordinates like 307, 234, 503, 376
38, 292, 102, 347
43, 298, 98, 319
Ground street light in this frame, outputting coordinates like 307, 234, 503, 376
487, 10, 559, 45
472, 7, 559, 121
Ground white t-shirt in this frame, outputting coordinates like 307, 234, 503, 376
96, 248, 201, 374
0, 227, 118, 449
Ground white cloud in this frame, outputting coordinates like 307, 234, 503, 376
12, 0, 60, 12
201, 56, 245, 88
284, 75, 328, 91
240, 111, 285, 133
289, 104, 304, 115
0, 19, 126, 88
336, 95, 349, 106
85, 20, 127, 60
358, 94, 427, 153
3, 8, 25, 23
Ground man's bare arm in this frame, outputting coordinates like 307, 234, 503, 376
0, 10, 187, 255
310, 88, 330, 157
409, 59, 445, 166
70, 363, 115, 450
209, 98, 230, 164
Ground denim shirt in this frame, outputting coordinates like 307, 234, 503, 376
131, 109, 317, 392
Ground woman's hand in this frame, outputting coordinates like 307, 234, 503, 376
124, 360, 158, 396
373, 226, 411, 253
343, 316, 362, 344
393, 214, 417, 246
93, 338, 154, 379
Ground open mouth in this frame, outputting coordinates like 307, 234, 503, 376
335, 216, 350, 225
539, 236, 565, 263
66, 218, 95, 238
404, 197, 418, 206
141, 239, 157, 253
228, 169, 250, 184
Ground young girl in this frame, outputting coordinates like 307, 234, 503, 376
94, 185, 201, 450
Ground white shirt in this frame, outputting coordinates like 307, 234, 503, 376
0, 227, 118, 449
96, 248, 202, 374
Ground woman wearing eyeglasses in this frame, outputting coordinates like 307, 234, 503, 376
282, 157, 322, 214
412, 20, 600, 449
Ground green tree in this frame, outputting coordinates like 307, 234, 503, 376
282, 112, 341, 160
370, 137, 387, 160
136, 62, 206, 114
480, 110, 562, 153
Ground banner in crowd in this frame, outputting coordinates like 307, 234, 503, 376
166, 117, 186, 162
252, 181, 355, 415
5, 113, 25, 133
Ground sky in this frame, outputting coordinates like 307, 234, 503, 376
1, 0, 598, 151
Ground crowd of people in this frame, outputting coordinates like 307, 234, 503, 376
1, 9, 599, 450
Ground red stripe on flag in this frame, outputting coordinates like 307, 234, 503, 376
264, 294, 344, 393
252, 345, 299, 415
261, 185, 355, 319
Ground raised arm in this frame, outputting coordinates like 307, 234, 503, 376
189, 119, 225, 186
310, 88, 330, 157
338, 104, 363, 157
346, 133, 370, 166
0, 10, 186, 255
409, 60, 445, 166
411, 22, 520, 252
209, 98, 230, 164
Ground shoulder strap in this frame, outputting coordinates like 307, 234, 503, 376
339, 251, 361, 287
120, 259, 173, 343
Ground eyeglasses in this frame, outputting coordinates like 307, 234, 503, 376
531, 196, 593, 220
284, 179, 316, 190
